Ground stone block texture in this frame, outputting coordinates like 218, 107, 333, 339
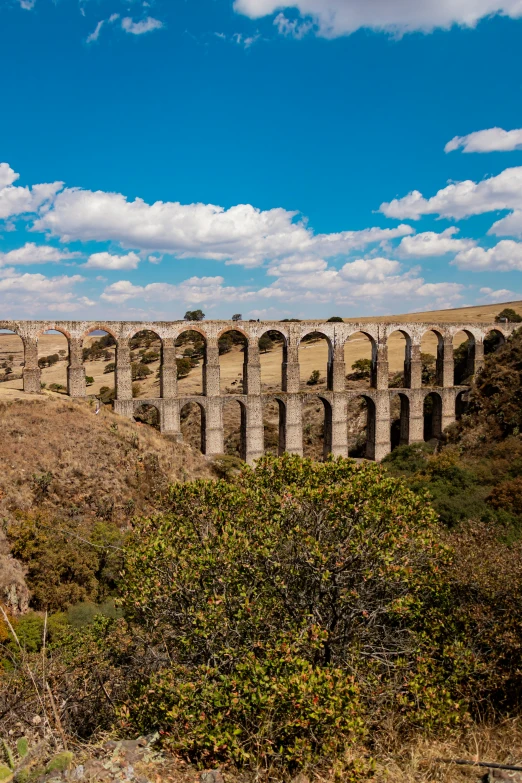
4, 318, 514, 464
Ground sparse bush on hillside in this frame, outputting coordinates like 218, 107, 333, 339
131, 362, 152, 381
307, 369, 320, 385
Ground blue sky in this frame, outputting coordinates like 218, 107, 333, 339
2, 0, 522, 319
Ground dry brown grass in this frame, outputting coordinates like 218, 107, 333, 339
0, 395, 212, 539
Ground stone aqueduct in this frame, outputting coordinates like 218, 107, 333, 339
1, 319, 516, 463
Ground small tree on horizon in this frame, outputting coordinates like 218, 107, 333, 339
495, 307, 522, 323
184, 309, 205, 322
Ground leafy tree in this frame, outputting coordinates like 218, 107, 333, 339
259, 334, 273, 353
495, 307, 522, 323
85, 376, 94, 386
231, 313, 242, 321
421, 352, 436, 385
104, 362, 116, 374
184, 309, 205, 321
141, 350, 160, 364
307, 369, 320, 385
351, 357, 372, 379
131, 363, 152, 381
218, 334, 233, 355
327, 316, 344, 322
176, 357, 192, 379
98, 386, 115, 404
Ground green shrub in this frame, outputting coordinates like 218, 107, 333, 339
131, 363, 152, 381
7, 515, 124, 613
350, 358, 372, 379
119, 455, 461, 768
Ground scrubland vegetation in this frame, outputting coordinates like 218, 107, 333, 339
4, 318, 522, 780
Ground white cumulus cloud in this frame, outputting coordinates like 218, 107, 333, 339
479, 286, 517, 302
398, 227, 476, 256
445, 127, 522, 153
0, 163, 19, 189
101, 275, 254, 305
0, 163, 63, 221
233, 0, 522, 37
0, 269, 88, 315
453, 239, 522, 270
339, 257, 401, 281
32, 182, 412, 267
0, 243, 80, 266
380, 166, 522, 221
84, 251, 141, 270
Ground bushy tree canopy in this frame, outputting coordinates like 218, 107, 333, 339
120, 455, 457, 767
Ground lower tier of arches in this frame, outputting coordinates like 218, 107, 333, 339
114, 386, 469, 463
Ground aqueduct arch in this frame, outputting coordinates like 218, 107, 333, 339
4, 317, 516, 463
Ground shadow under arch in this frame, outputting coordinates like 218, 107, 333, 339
134, 402, 160, 431
424, 391, 443, 442
180, 400, 207, 454
262, 394, 288, 456
344, 331, 377, 389
222, 397, 247, 460
483, 327, 506, 356
318, 395, 333, 460
258, 328, 287, 391
390, 392, 410, 450
456, 389, 470, 420
348, 394, 376, 460
420, 328, 444, 387
386, 329, 412, 388
453, 329, 476, 385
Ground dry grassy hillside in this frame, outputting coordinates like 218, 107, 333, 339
0, 395, 212, 613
